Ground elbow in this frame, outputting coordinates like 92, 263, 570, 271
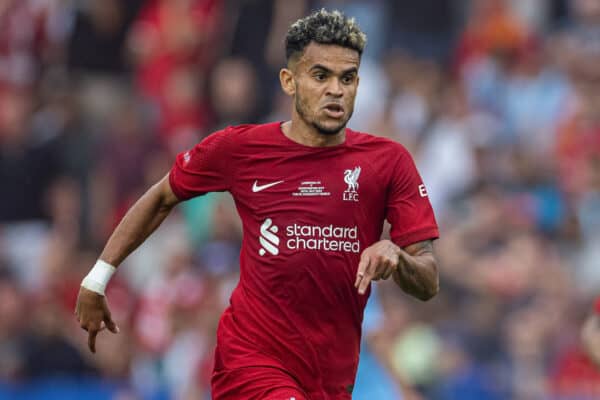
417, 280, 439, 301
417, 256, 439, 301
417, 267, 439, 301
153, 175, 180, 211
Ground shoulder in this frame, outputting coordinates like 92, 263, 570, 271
204, 122, 279, 145
346, 128, 412, 162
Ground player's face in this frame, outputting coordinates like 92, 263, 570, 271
291, 43, 360, 135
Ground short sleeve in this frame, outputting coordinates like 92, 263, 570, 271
169, 128, 235, 200
386, 149, 439, 248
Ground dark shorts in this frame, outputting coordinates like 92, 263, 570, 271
212, 366, 309, 400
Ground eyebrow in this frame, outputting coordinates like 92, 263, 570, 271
309, 64, 358, 75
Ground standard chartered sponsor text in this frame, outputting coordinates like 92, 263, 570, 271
285, 223, 360, 253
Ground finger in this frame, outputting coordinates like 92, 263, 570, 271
79, 318, 89, 331
370, 256, 390, 281
358, 272, 372, 295
88, 328, 99, 353
378, 258, 395, 280
103, 302, 120, 334
358, 259, 375, 295
382, 267, 394, 280
371, 271, 385, 281
355, 272, 363, 288
355, 255, 370, 288
104, 315, 120, 334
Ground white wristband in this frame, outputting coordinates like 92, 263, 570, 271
81, 260, 117, 296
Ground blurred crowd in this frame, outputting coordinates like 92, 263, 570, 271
1, 0, 600, 399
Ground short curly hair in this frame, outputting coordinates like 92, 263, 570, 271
285, 9, 367, 63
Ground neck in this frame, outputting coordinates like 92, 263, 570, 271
281, 112, 345, 147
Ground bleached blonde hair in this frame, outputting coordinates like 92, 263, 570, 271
285, 9, 367, 62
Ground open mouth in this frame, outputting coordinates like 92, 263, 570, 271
323, 103, 344, 119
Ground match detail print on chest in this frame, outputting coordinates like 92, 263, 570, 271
287, 165, 362, 202
248, 163, 364, 204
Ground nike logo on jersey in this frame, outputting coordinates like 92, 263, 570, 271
252, 180, 284, 192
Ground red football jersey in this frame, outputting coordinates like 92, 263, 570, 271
169, 122, 439, 399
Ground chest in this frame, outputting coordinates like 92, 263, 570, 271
230, 151, 388, 227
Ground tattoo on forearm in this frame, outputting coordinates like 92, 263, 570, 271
394, 240, 438, 300
405, 240, 433, 256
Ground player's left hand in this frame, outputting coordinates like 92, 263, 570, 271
354, 239, 401, 295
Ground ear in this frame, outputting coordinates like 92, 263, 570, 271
279, 68, 295, 96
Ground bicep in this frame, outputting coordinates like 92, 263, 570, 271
156, 174, 181, 208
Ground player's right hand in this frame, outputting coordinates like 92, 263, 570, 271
74, 286, 119, 353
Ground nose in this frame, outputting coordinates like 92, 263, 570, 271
325, 78, 343, 97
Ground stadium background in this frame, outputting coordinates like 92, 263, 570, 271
1, 0, 600, 398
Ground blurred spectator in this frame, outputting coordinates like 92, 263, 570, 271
209, 57, 259, 129
128, 0, 224, 151
0, 89, 62, 223
226, 0, 308, 118
67, 0, 145, 76
509, 0, 552, 32
501, 38, 572, 155
455, 0, 530, 70
386, 0, 459, 61
21, 293, 96, 379
0, 88, 66, 289
0, 0, 47, 93
556, 0, 600, 81
128, 0, 223, 100
91, 96, 162, 232
416, 80, 480, 214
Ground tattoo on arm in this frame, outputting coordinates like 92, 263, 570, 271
393, 240, 438, 301
403, 240, 433, 257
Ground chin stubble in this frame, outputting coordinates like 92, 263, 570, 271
295, 95, 350, 136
